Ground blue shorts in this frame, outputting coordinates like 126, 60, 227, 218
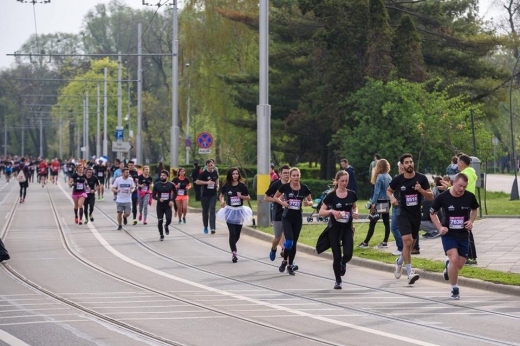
441, 233, 469, 258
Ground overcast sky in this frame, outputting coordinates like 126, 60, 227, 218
0, 0, 502, 70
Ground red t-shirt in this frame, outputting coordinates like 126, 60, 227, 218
39, 162, 48, 175
51, 161, 60, 172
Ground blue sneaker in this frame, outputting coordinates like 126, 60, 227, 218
203, 227, 208, 234
451, 287, 460, 300
269, 248, 276, 261
443, 260, 450, 281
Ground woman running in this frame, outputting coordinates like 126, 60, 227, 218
137, 165, 153, 225
172, 167, 191, 224
216, 167, 252, 263
69, 164, 88, 225
318, 170, 359, 289
274, 167, 312, 275
359, 159, 392, 248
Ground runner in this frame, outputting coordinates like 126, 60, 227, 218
4, 162, 12, 182
93, 159, 107, 200
69, 164, 88, 225
111, 167, 136, 230
17, 157, 30, 203
430, 173, 479, 299
172, 167, 191, 224
387, 153, 433, 285
216, 167, 252, 263
264, 165, 290, 260
137, 165, 153, 225
38, 159, 48, 187
50, 158, 60, 184
83, 167, 100, 223
318, 170, 359, 289
128, 161, 140, 225
196, 159, 219, 234
152, 170, 177, 241
273, 167, 313, 276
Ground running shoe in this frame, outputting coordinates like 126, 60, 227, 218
211, 229, 216, 234
466, 258, 477, 265
123, 217, 128, 225
292, 264, 299, 271
160, 234, 164, 241
179, 220, 182, 224
287, 265, 295, 276
232, 253, 238, 263
392, 250, 402, 256
377, 242, 388, 249
204, 227, 209, 234
183, 217, 186, 224
78, 221, 83, 225
138, 214, 142, 221
75, 217, 79, 224
408, 273, 420, 285
411, 249, 420, 254
143, 220, 147, 225
280, 248, 285, 257
133, 219, 137, 225
269, 248, 276, 261
279, 261, 287, 273
334, 282, 342, 290
443, 260, 450, 281
117, 225, 122, 230
450, 287, 460, 300
84, 218, 88, 224
358, 242, 368, 248
90, 216, 94, 222
340, 262, 346, 276
165, 227, 170, 235
394, 258, 403, 279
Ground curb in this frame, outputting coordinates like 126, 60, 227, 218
240, 224, 520, 297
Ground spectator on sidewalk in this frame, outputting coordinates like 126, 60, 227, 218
340, 158, 358, 193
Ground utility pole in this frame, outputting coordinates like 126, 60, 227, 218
118, 53, 123, 160
39, 111, 43, 158
137, 22, 143, 165
171, 1, 179, 169
97, 83, 101, 158
103, 67, 108, 156
185, 63, 191, 165
3, 122, 6, 156
85, 91, 89, 161
59, 115, 62, 159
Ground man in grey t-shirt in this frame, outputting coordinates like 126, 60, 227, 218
111, 168, 136, 230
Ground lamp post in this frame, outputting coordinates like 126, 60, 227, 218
185, 63, 191, 165
170, 1, 180, 169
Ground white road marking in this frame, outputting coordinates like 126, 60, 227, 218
0, 328, 31, 346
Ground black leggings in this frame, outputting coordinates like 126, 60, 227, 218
157, 206, 172, 235
363, 212, 390, 244
282, 216, 302, 265
329, 224, 354, 283
83, 194, 96, 217
132, 194, 138, 219
19, 182, 27, 199
201, 195, 217, 229
226, 222, 242, 252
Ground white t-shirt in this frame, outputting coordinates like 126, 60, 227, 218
113, 177, 135, 203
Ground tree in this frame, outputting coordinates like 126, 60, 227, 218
392, 15, 427, 82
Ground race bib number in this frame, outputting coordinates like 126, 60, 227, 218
121, 188, 130, 194
177, 189, 185, 196
288, 199, 301, 210
141, 186, 148, 192
207, 182, 215, 189
230, 196, 241, 206
160, 192, 170, 200
336, 211, 350, 223
98, 172, 104, 177
449, 216, 465, 229
405, 194, 418, 206
76, 183, 84, 190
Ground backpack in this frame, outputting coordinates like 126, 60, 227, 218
17, 166, 27, 183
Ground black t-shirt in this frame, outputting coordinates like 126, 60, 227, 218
85, 176, 100, 194
172, 177, 191, 197
138, 174, 154, 192
129, 169, 139, 195
221, 182, 249, 207
322, 189, 358, 228
265, 179, 284, 221
389, 172, 430, 219
93, 165, 107, 179
430, 190, 479, 239
198, 170, 219, 197
72, 173, 87, 193
152, 181, 177, 207
277, 183, 311, 219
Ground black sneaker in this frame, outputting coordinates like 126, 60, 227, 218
123, 217, 128, 225
165, 227, 170, 236
334, 282, 342, 290
279, 261, 287, 273
292, 264, 299, 271
160, 234, 164, 241
211, 229, 216, 234
287, 265, 295, 276
117, 225, 122, 230
450, 287, 460, 300
280, 248, 285, 257
340, 262, 346, 276
443, 260, 450, 281
232, 254, 238, 263
90, 216, 94, 222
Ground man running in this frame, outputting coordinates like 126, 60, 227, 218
127, 161, 139, 225
152, 170, 177, 241
50, 158, 60, 184
430, 173, 479, 299
264, 165, 290, 260
83, 167, 100, 223
387, 153, 433, 285
38, 159, 48, 187
111, 168, 135, 230
93, 159, 107, 200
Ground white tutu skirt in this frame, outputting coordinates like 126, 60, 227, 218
217, 205, 253, 225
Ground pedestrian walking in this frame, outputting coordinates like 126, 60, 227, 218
196, 159, 219, 234
17, 157, 30, 203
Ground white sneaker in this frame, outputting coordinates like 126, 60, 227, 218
408, 273, 420, 285
394, 258, 403, 279
392, 250, 402, 256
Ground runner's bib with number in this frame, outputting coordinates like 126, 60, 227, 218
141, 186, 148, 192
121, 188, 130, 194
207, 183, 215, 189
288, 199, 301, 210
76, 183, 84, 190
161, 193, 170, 200
336, 211, 350, 223
449, 216, 465, 229
230, 196, 241, 206
405, 194, 418, 206
178, 189, 185, 196
98, 172, 104, 177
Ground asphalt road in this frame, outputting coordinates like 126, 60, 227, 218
1, 179, 520, 346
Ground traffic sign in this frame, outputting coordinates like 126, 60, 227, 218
199, 148, 211, 154
112, 141, 132, 152
115, 126, 124, 141
196, 132, 213, 148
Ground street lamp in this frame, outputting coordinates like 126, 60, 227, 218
185, 63, 191, 165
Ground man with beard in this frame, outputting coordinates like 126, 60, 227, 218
152, 170, 177, 241
387, 153, 433, 285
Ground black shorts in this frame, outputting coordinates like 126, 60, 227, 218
98, 178, 105, 185
51, 171, 58, 176
397, 215, 421, 239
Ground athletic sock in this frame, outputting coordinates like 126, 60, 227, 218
397, 256, 404, 265
406, 264, 412, 276
74, 208, 78, 217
